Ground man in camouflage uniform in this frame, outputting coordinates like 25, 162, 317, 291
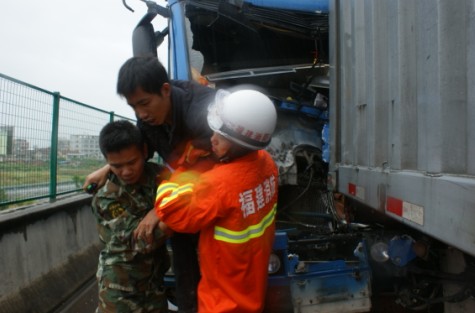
92, 120, 170, 313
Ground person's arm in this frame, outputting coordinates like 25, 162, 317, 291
133, 209, 159, 244
159, 221, 174, 237
155, 177, 220, 233
82, 164, 110, 192
133, 210, 170, 254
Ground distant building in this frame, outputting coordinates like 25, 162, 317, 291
58, 138, 70, 153
0, 126, 14, 156
13, 139, 29, 156
69, 134, 101, 159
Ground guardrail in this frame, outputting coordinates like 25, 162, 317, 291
0, 194, 100, 313
0, 73, 134, 208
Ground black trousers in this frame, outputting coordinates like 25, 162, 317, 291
170, 232, 200, 313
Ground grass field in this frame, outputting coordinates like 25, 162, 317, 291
0, 159, 106, 208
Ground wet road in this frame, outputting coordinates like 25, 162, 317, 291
52, 278, 98, 313
51, 278, 178, 313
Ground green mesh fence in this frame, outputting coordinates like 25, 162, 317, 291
0, 73, 134, 209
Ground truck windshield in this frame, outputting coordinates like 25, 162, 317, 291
182, 0, 329, 86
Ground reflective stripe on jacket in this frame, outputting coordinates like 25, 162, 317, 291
156, 150, 278, 313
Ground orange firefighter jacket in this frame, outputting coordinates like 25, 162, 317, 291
155, 149, 278, 313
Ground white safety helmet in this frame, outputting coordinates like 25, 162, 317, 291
207, 89, 277, 150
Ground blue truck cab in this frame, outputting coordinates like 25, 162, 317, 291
126, 1, 372, 312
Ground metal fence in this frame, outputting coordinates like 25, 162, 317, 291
0, 73, 135, 209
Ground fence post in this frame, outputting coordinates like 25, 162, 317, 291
109, 111, 115, 122
49, 92, 60, 201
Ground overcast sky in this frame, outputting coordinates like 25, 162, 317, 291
0, 0, 168, 119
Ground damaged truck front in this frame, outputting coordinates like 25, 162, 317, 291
124, 0, 475, 312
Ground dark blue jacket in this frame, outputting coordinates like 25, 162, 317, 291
137, 80, 216, 167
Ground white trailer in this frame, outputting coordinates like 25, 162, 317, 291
330, 1, 475, 311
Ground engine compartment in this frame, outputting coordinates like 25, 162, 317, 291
179, 1, 475, 311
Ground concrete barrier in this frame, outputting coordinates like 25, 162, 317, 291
0, 194, 102, 313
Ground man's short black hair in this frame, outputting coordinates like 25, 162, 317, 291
117, 56, 170, 98
99, 120, 144, 157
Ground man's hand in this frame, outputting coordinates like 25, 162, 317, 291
159, 221, 174, 237
134, 209, 159, 244
82, 164, 110, 193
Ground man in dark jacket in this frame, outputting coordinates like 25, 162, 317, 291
85, 56, 216, 313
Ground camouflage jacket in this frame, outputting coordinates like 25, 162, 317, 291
92, 162, 169, 293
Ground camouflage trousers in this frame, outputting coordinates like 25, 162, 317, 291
96, 281, 167, 313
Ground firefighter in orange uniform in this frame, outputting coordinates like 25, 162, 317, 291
155, 89, 278, 313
